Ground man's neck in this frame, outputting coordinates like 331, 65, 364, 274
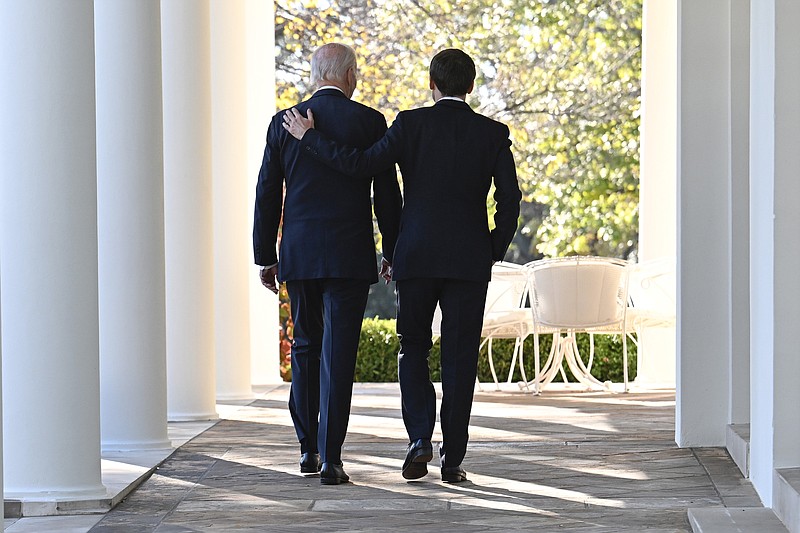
315, 83, 348, 97
437, 95, 466, 102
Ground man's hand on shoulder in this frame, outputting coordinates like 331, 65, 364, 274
283, 108, 314, 140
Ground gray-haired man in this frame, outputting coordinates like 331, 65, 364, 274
254, 43, 402, 484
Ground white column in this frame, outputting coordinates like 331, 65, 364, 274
1, 287, 4, 519
771, 0, 800, 513
210, 0, 253, 399
749, 0, 775, 505
246, 0, 282, 385
676, 0, 731, 446
749, 0, 800, 508
161, 0, 218, 421
0, 0, 105, 498
637, 0, 677, 387
95, 0, 171, 450
728, 0, 751, 428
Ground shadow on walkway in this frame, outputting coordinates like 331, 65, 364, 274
88, 383, 759, 532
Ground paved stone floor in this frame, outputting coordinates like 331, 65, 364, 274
19, 383, 765, 532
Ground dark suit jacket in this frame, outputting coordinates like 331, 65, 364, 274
300, 98, 521, 282
253, 89, 402, 283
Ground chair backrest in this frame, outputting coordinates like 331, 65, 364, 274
431, 262, 528, 337
629, 257, 676, 314
484, 262, 528, 316
528, 256, 629, 329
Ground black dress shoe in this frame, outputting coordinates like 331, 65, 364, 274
320, 462, 350, 485
441, 465, 467, 483
300, 452, 321, 473
402, 438, 433, 480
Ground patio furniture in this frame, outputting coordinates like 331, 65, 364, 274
625, 257, 676, 370
432, 261, 534, 391
525, 256, 632, 393
479, 261, 534, 390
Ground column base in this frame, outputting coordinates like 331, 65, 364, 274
726, 424, 750, 478
167, 411, 219, 423
215, 391, 255, 401
4, 484, 109, 518
101, 438, 173, 453
3, 420, 216, 518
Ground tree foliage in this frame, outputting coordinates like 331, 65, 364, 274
275, 0, 642, 261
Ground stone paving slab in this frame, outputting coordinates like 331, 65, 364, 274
81, 384, 759, 533
64, 383, 762, 532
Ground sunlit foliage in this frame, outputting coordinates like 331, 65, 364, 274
275, 0, 642, 260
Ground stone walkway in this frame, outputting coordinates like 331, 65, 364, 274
20, 383, 764, 532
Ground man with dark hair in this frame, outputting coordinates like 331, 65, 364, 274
282, 48, 521, 483
254, 43, 402, 485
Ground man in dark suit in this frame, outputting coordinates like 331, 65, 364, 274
282, 49, 521, 483
253, 43, 402, 485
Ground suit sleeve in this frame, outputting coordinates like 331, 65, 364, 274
253, 115, 285, 266
369, 117, 403, 263
299, 114, 405, 177
490, 127, 522, 261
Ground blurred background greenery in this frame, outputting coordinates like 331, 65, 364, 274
272, 0, 642, 380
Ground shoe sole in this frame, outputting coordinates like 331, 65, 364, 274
402, 448, 434, 480
441, 473, 467, 483
320, 476, 348, 485
300, 466, 321, 474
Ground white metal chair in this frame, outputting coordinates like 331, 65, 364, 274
525, 256, 632, 393
479, 261, 534, 390
625, 257, 676, 372
431, 261, 533, 391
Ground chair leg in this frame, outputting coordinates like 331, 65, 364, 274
477, 336, 492, 393
529, 333, 542, 394
524, 331, 561, 393
517, 338, 530, 392
623, 332, 629, 393
563, 334, 607, 390
507, 337, 521, 384
486, 337, 500, 390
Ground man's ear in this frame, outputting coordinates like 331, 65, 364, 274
467, 81, 475, 94
429, 78, 436, 91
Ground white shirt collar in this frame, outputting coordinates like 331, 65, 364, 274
437, 96, 466, 103
315, 85, 346, 95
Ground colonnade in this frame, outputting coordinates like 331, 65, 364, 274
0, 0, 277, 508
3, 0, 800, 528
675, 0, 800, 525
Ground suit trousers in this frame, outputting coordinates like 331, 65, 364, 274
396, 278, 488, 468
286, 278, 369, 464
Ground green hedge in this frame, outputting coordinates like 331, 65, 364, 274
354, 317, 637, 384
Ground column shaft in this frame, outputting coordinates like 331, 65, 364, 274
246, 0, 282, 385
0, 0, 104, 497
771, 0, 800, 478
637, 0, 677, 386
749, 0, 776, 505
1, 287, 4, 518
161, 0, 218, 421
749, 0, 800, 508
676, 0, 731, 446
728, 0, 751, 427
211, 0, 253, 399
95, 0, 171, 450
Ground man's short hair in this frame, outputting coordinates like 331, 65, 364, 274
429, 49, 476, 96
310, 43, 357, 87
